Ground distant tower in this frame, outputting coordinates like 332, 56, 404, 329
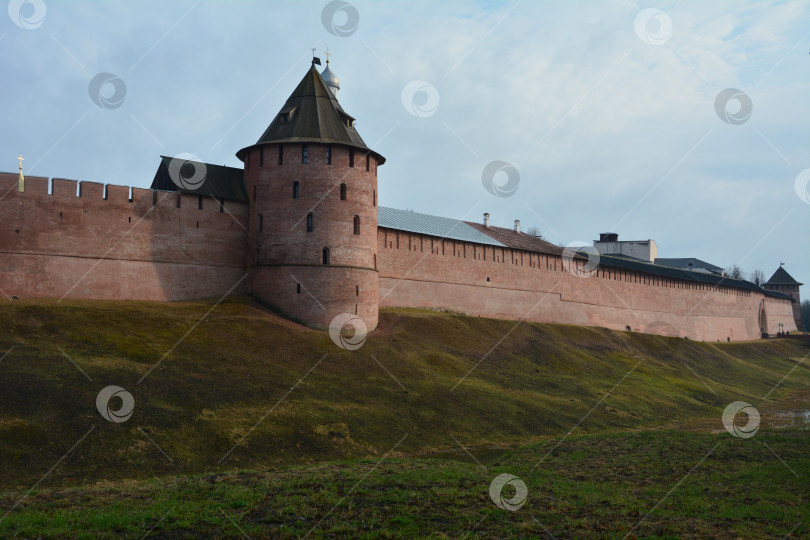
763, 265, 803, 330
237, 59, 384, 330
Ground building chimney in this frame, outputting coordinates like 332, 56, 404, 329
514, 219, 520, 233
483, 213, 490, 227
599, 232, 619, 243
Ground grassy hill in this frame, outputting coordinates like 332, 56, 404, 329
1, 297, 808, 487
0, 297, 808, 537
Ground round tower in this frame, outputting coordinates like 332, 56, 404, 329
237, 60, 384, 330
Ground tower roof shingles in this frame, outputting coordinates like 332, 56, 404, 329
765, 266, 803, 286
236, 64, 385, 164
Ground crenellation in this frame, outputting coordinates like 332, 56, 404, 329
105, 184, 131, 204
23, 176, 49, 195
52, 178, 79, 198
79, 181, 105, 199
0, 173, 17, 192
130, 187, 153, 206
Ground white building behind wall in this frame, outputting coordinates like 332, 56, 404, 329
593, 233, 658, 263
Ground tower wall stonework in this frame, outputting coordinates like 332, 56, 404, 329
240, 143, 380, 329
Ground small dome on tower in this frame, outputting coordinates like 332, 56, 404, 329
321, 64, 340, 97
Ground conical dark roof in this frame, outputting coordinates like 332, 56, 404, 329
237, 63, 384, 163
765, 266, 803, 286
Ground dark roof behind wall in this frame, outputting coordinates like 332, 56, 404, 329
150, 156, 248, 203
654, 257, 724, 275
599, 254, 791, 296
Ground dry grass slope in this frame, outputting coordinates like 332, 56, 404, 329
0, 296, 808, 494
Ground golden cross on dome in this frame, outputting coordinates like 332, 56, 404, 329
17, 154, 24, 171
324, 47, 332, 63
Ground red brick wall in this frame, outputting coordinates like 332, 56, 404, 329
241, 143, 380, 330
376, 227, 798, 341
0, 166, 797, 341
764, 284, 802, 331
0, 172, 247, 301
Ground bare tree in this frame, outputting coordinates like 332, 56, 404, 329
750, 269, 766, 286
725, 264, 746, 280
802, 300, 810, 332
525, 225, 541, 237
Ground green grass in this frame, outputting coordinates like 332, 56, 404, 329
0, 297, 808, 538
1, 429, 806, 538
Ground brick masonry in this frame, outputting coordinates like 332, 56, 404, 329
375, 227, 797, 341
0, 160, 798, 340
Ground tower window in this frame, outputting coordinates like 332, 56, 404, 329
365, 154, 370, 172
340, 183, 347, 201
253, 185, 257, 202
176, 194, 181, 208
259, 146, 264, 167
293, 181, 300, 199
258, 213, 263, 233
349, 148, 354, 168
356, 285, 359, 296
219, 198, 224, 213
198, 195, 203, 209
353, 215, 360, 235
322, 247, 330, 265
373, 189, 376, 206
297, 283, 301, 294
280, 112, 290, 124
278, 144, 284, 165
302, 143, 308, 164
326, 145, 332, 165
307, 213, 313, 232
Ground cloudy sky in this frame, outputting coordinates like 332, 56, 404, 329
2, 0, 808, 287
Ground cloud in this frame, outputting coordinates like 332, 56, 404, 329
1, 0, 807, 285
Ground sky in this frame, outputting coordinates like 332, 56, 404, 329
2, 0, 808, 288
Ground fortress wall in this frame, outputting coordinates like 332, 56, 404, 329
0, 168, 796, 336
764, 295, 798, 335
377, 228, 784, 341
0, 173, 248, 301
0, 253, 246, 301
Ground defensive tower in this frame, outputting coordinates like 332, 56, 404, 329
236, 60, 385, 329
763, 265, 803, 331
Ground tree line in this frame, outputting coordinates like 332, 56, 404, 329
724, 264, 766, 286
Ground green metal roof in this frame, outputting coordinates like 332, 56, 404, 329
378, 207, 504, 246
237, 63, 385, 164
